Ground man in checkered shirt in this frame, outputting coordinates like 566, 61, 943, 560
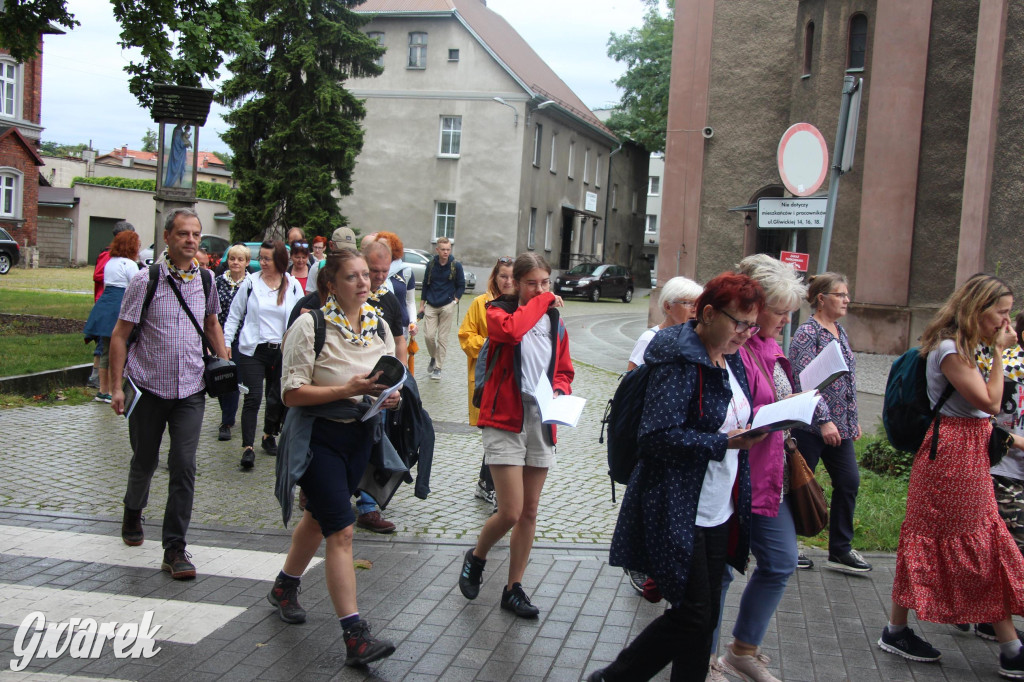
108, 208, 228, 580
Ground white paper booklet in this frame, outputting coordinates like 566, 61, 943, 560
798, 339, 849, 391
534, 373, 586, 428
361, 370, 408, 421
123, 376, 142, 420
738, 390, 822, 436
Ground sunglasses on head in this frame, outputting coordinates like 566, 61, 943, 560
497, 256, 514, 264
291, 241, 309, 248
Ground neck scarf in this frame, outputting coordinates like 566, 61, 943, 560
163, 250, 199, 282
321, 295, 378, 347
222, 270, 244, 290
977, 343, 1024, 383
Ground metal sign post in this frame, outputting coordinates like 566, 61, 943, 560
817, 76, 862, 274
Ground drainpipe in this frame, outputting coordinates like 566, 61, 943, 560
601, 142, 623, 261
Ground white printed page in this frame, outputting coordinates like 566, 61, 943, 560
534, 373, 586, 428
798, 339, 849, 391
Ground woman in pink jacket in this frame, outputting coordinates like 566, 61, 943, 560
709, 254, 807, 682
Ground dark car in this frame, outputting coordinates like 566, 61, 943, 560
555, 263, 634, 303
0, 227, 19, 274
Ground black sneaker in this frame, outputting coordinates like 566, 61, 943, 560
625, 568, 647, 595
954, 623, 971, 632
240, 447, 255, 469
161, 544, 196, 580
218, 424, 231, 441
121, 507, 144, 546
262, 435, 278, 456
1000, 648, 1024, 679
977, 623, 1024, 641
343, 620, 395, 666
267, 575, 306, 623
586, 671, 607, 682
501, 582, 540, 618
796, 553, 814, 570
827, 549, 872, 573
458, 548, 485, 599
877, 626, 941, 662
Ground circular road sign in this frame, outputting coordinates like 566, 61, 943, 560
777, 123, 829, 197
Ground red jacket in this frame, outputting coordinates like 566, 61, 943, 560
93, 250, 111, 301
476, 292, 574, 443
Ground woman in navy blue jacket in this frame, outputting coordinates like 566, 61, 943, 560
590, 272, 768, 682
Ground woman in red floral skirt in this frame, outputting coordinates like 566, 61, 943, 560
879, 274, 1024, 679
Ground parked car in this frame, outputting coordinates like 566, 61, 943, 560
139, 234, 230, 267
402, 248, 475, 290
555, 263, 634, 302
0, 227, 19, 274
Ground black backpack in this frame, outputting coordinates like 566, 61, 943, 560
599, 363, 651, 501
883, 347, 954, 458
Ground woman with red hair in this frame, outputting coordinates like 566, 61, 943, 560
590, 272, 769, 682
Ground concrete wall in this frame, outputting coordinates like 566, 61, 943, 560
41, 155, 233, 188
36, 216, 73, 266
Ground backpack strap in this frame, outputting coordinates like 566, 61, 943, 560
307, 308, 326, 359
126, 264, 161, 348
927, 382, 956, 460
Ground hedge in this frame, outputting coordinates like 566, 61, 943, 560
70, 176, 234, 203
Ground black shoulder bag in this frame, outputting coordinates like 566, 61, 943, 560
166, 273, 239, 397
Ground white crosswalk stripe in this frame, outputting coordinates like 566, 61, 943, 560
0, 525, 321, 580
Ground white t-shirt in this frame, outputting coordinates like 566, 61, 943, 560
696, 362, 750, 528
928, 339, 988, 418
629, 325, 660, 367
521, 313, 552, 397
103, 257, 139, 289
305, 259, 320, 293
253, 275, 289, 344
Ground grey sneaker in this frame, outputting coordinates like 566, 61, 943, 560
475, 480, 495, 504
427, 357, 436, 373
430, 368, 442, 380
721, 645, 780, 682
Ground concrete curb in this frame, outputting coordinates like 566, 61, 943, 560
0, 363, 92, 395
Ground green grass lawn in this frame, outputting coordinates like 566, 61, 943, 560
0, 386, 96, 408
0, 334, 93, 377
0, 266, 94, 293
0, 289, 94, 320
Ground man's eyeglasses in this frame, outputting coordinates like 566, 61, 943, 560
825, 292, 850, 300
719, 308, 760, 334
496, 256, 514, 264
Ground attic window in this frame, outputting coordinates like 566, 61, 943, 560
408, 32, 427, 69
448, 49, 460, 62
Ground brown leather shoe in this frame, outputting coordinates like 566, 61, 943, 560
356, 511, 395, 534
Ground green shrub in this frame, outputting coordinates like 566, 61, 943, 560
71, 176, 233, 203
858, 427, 915, 480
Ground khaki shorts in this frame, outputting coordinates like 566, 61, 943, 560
483, 395, 555, 468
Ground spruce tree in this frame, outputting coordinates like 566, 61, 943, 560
219, 0, 383, 240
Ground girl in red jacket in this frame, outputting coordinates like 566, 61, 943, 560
457, 252, 574, 617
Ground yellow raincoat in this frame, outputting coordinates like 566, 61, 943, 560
458, 292, 494, 425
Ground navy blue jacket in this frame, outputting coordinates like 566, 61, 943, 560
421, 256, 466, 307
609, 321, 752, 608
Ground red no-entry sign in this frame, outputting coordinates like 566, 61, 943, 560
780, 251, 809, 272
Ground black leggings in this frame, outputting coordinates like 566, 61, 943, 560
237, 343, 283, 449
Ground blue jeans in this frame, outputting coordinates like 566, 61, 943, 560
712, 497, 798, 651
356, 491, 377, 515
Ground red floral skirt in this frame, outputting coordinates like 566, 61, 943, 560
892, 416, 1024, 623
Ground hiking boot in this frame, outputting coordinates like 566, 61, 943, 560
267, 575, 306, 624
796, 552, 814, 570
877, 626, 941, 662
458, 548, 485, 599
343, 619, 395, 666
261, 435, 278, 456
121, 507, 144, 546
977, 623, 1024, 641
161, 544, 196, 580
721, 644, 781, 682
356, 511, 395, 534
625, 568, 647, 595
240, 447, 255, 469
1000, 648, 1024, 679
826, 549, 872, 573
500, 582, 540, 618
218, 424, 231, 441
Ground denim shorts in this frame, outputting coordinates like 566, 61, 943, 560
298, 418, 373, 536
483, 395, 555, 468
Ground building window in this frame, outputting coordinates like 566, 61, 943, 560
533, 124, 543, 167
803, 22, 814, 76
408, 32, 427, 69
549, 134, 557, 173
439, 116, 461, 157
0, 61, 16, 117
528, 208, 537, 249
367, 32, 384, 67
434, 201, 456, 240
646, 215, 658, 233
595, 154, 602, 188
648, 176, 660, 195
568, 141, 575, 179
544, 211, 553, 251
583, 148, 590, 184
847, 14, 868, 70
0, 170, 21, 218
612, 184, 618, 211
448, 48, 460, 62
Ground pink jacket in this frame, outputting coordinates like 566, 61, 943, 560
739, 334, 793, 517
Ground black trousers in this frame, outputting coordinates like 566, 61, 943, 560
124, 388, 205, 548
237, 343, 284, 449
792, 430, 859, 555
602, 522, 730, 682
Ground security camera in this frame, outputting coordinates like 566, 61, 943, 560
701, 127, 714, 139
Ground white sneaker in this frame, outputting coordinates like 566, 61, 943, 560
706, 655, 729, 682
474, 480, 495, 503
721, 644, 780, 682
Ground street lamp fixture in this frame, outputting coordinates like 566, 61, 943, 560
492, 97, 518, 127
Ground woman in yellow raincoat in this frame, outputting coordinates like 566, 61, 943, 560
459, 256, 516, 507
